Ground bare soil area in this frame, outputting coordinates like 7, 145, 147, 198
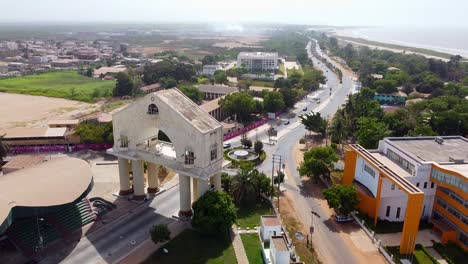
0, 93, 98, 129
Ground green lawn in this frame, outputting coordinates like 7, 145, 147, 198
240, 234, 264, 264
251, 80, 274, 87
386, 244, 438, 264
142, 229, 237, 264
236, 200, 273, 229
433, 242, 467, 264
0, 71, 115, 102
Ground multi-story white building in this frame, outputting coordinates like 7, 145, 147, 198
202, 64, 221, 76
237, 52, 278, 72
343, 136, 468, 253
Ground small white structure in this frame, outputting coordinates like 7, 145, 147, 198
260, 215, 282, 242
237, 52, 278, 72
270, 236, 290, 264
202, 64, 221, 76
107, 88, 227, 216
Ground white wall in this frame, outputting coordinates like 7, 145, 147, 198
354, 156, 379, 197
261, 225, 282, 241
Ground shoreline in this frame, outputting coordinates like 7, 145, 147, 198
332, 28, 468, 60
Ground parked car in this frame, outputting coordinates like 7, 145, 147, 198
335, 214, 353, 223
283, 120, 290, 125
302, 107, 308, 111
223, 143, 231, 149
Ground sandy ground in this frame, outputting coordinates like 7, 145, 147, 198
289, 142, 387, 264
0, 93, 99, 129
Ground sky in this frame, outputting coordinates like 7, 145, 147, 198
0, 0, 467, 28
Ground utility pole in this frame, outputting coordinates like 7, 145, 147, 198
271, 154, 283, 212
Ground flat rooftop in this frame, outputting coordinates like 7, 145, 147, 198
156, 89, 221, 133
238, 52, 278, 58
271, 236, 288, 252
261, 215, 281, 227
385, 136, 468, 163
197, 84, 237, 95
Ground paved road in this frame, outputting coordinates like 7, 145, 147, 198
252, 40, 371, 264
41, 185, 180, 264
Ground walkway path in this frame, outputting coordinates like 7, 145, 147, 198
230, 226, 249, 264
376, 229, 441, 247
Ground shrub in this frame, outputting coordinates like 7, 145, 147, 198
192, 191, 237, 234
150, 224, 171, 244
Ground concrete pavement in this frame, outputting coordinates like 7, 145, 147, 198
41, 184, 181, 264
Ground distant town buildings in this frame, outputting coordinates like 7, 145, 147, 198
237, 52, 278, 72
202, 64, 221, 76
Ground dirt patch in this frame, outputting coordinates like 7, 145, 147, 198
279, 192, 320, 264
0, 93, 97, 129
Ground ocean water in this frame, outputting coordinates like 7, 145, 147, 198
342, 27, 468, 58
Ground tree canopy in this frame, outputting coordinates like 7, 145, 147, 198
230, 163, 273, 205
356, 117, 392, 149
179, 86, 204, 104
75, 121, 113, 144
113, 72, 134, 97
298, 146, 339, 181
149, 224, 171, 244
263, 91, 285, 113
300, 112, 328, 136
191, 191, 237, 234
323, 185, 360, 215
219, 92, 256, 122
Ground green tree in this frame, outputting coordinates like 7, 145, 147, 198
279, 88, 298, 108
202, 55, 216, 65
180, 86, 204, 104
0, 134, 9, 164
230, 163, 272, 204
383, 109, 413, 137
75, 121, 113, 144
213, 70, 228, 84
254, 140, 263, 155
221, 172, 233, 193
192, 191, 237, 234
300, 67, 326, 91
323, 185, 360, 215
298, 146, 339, 182
159, 76, 177, 89
219, 92, 256, 122
356, 117, 392, 149
300, 112, 328, 137
113, 72, 134, 97
263, 91, 285, 113
149, 224, 171, 244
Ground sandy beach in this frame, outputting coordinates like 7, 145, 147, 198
0, 93, 97, 129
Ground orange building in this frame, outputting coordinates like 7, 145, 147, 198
343, 136, 467, 253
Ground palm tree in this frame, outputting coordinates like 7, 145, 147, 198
230, 163, 259, 205
0, 134, 10, 165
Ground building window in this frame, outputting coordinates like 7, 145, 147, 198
210, 143, 218, 161
386, 206, 391, 217
416, 182, 420, 187
391, 184, 395, 190
396, 207, 401, 219
184, 147, 194, 165
431, 182, 435, 188
424, 182, 428, 189
120, 135, 129, 148
147, 104, 159, 115
364, 165, 376, 178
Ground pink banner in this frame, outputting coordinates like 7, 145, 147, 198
9, 143, 113, 154
223, 119, 268, 141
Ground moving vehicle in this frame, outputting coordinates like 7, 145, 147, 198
283, 120, 290, 125
223, 143, 231, 149
302, 107, 307, 111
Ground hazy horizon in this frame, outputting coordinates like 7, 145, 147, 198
1, 0, 468, 28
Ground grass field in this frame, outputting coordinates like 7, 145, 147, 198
236, 200, 273, 229
240, 234, 264, 264
386, 244, 438, 264
0, 71, 115, 102
142, 229, 237, 264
